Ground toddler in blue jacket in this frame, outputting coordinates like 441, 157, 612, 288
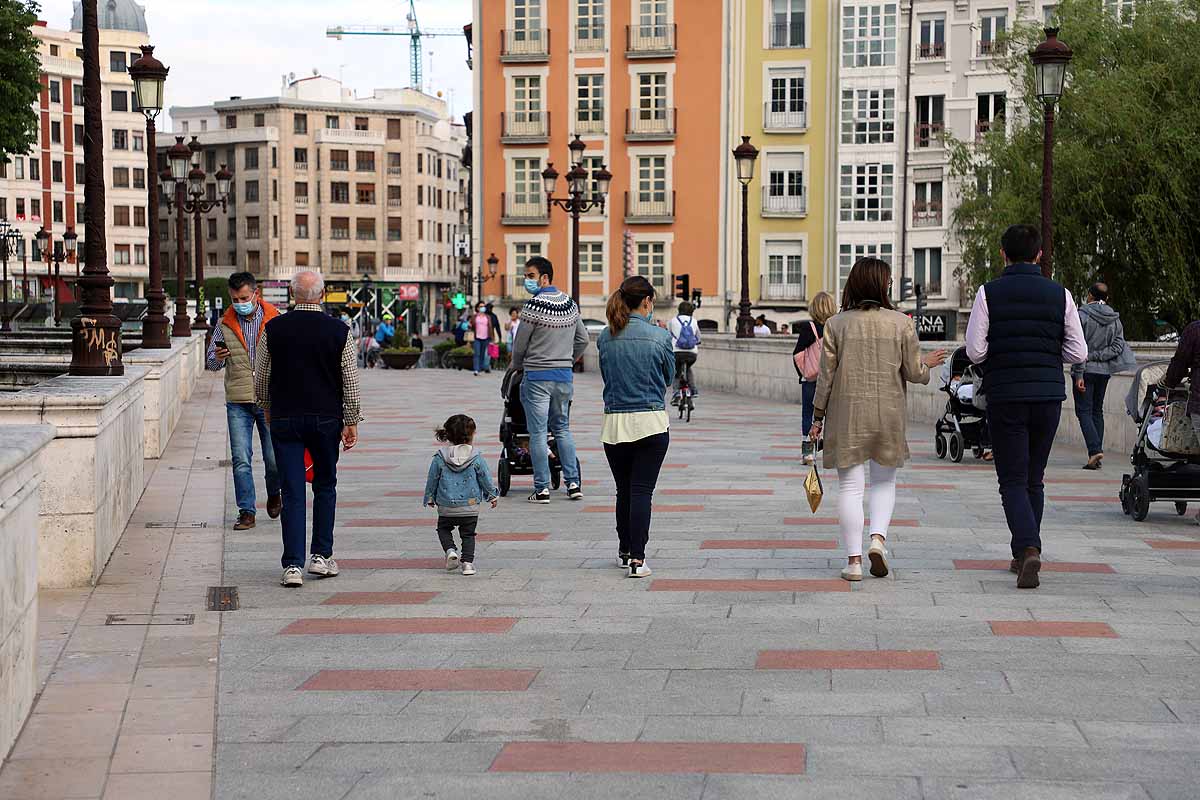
424, 415, 499, 576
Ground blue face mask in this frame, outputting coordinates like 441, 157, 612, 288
232, 301, 255, 316
524, 278, 541, 295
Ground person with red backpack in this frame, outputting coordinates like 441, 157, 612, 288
668, 301, 702, 403
792, 292, 837, 465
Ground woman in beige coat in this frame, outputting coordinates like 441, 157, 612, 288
809, 258, 946, 581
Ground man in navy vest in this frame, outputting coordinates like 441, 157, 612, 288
966, 225, 1087, 589
255, 270, 363, 588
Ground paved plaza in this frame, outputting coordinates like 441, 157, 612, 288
4, 368, 1200, 800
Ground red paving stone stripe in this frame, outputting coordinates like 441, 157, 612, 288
988, 621, 1118, 638
700, 539, 838, 550
661, 489, 775, 496
385, 490, 427, 497
476, 533, 550, 542
320, 592, 439, 605
279, 617, 518, 635
343, 519, 435, 527
649, 579, 848, 593
299, 669, 538, 691
756, 649, 941, 670
1145, 539, 1200, 550
953, 559, 1115, 574
339, 558, 446, 570
661, 464, 687, 469
489, 742, 806, 775
783, 517, 919, 527
583, 505, 705, 513
1047, 495, 1116, 502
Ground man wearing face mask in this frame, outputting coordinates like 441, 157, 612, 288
207, 272, 282, 530
511, 256, 590, 503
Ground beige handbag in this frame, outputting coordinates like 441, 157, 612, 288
1161, 401, 1200, 455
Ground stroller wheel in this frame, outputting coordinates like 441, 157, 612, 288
551, 468, 562, 490
1130, 473, 1151, 522
1119, 475, 1132, 516
1175, 502, 1188, 516
498, 459, 511, 497
935, 435, 947, 460
949, 433, 965, 463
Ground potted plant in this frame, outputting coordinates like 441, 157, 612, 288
444, 344, 475, 371
379, 329, 422, 370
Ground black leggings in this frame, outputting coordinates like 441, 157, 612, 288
603, 432, 670, 561
437, 516, 478, 562
674, 352, 697, 391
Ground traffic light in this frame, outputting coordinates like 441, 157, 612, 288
900, 277, 914, 300
690, 288, 703, 308
674, 273, 690, 301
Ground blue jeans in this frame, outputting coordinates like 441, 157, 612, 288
270, 415, 342, 569
988, 402, 1061, 558
1073, 373, 1110, 456
801, 380, 817, 434
473, 339, 491, 373
521, 379, 580, 492
226, 402, 280, 515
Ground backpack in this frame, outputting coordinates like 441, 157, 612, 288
793, 322, 821, 381
675, 317, 700, 349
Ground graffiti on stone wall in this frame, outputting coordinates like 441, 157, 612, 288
80, 317, 119, 367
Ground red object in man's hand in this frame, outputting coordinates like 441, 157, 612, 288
304, 449, 314, 483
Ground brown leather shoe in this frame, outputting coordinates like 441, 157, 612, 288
266, 494, 282, 519
1009, 558, 1019, 574
233, 511, 256, 530
1016, 547, 1041, 589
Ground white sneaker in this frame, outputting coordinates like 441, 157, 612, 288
628, 561, 652, 578
528, 489, 551, 504
281, 566, 303, 587
461, 562, 476, 576
867, 536, 889, 578
445, 548, 461, 571
307, 555, 339, 577
567, 483, 583, 501
840, 563, 863, 582
617, 553, 631, 569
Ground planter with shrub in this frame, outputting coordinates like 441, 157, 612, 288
379, 329, 422, 370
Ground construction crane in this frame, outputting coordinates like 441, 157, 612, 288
327, 0, 463, 92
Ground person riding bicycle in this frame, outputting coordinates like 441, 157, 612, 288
668, 301, 701, 403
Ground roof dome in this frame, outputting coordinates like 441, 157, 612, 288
71, 0, 149, 34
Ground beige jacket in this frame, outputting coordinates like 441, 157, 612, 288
813, 307, 931, 470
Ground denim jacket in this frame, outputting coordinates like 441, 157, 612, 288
597, 314, 676, 413
423, 446, 499, 515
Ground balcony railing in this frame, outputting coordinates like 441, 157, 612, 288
761, 187, 808, 217
501, 28, 550, 61
502, 192, 549, 225
914, 121, 945, 148
975, 117, 1002, 142
626, 24, 676, 57
575, 109, 606, 135
976, 39, 1005, 57
387, 198, 402, 208
314, 128, 384, 146
769, 21, 805, 48
575, 24, 605, 52
625, 108, 676, 141
763, 102, 807, 131
760, 278, 806, 302
295, 196, 309, 207
916, 41, 945, 59
294, 162, 308, 172
387, 166, 403, 177
912, 200, 943, 227
625, 191, 675, 223
501, 111, 550, 143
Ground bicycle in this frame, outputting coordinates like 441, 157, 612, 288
673, 374, 695, 423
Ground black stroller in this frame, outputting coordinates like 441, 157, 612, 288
1119, 361, 1200, 521
496, 369, 580, 496
933, 347, 991, 463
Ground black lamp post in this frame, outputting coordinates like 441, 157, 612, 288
732, 136, 759, 338
540, 135, 613, 306
477, 252, 498, 300
1030, 28, 1072, 279
129, 44, 170, 348
1, 220, 21, 332
36, 226, 77, 327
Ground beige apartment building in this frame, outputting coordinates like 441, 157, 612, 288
164, 75, 466, 328
0, 1, 152, 302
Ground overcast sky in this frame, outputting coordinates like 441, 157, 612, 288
40, 0, 475, 127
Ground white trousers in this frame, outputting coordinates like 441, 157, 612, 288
836, 461, 898, 557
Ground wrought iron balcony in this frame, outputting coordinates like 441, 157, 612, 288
769, 21, 805, 49
625, 108, 676, 141
912, 200, 943, 227
914, 121, 945, 148
626, 24, 676, 57
761, 187, 808, 217
501, 29, 550, 61
763, 102, 807, 131
624, 191, 675, 224
916, 41, 945, 59
501, 192, 548, 226
501, 111, 550, 144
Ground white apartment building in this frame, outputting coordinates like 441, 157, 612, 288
164, 75, 466, 327
0, 0, 151, 300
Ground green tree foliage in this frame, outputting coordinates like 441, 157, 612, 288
0, 0, 41, 163
949, 0, 1200, 338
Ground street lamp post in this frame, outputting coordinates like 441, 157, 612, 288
1030, 27, 1073, 279
477, 253, 498, 300
540, 135, 613, 307
129, 44, 170, 348
161, 137, 231, 336
35, 227, 78, 327
1, 220, 22, 332
732, 136, 759, 338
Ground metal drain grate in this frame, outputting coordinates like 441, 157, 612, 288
206, 586, 240, 611
106, 614, 195, 626
144, 522, 208, 529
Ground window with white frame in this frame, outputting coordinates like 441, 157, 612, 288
842, 4, 897, 67
635, 155, 668, 204
976, 93, 1006, 139
635, 240, 668, 295
913, 179, 943, 226
917, 15, 945, 58
764, 153, 806, 215
635, 72, 669, 131
770, 0, 806, 48
837, 243, 893, 293
913, 247, 943, 296
512, 241, 544, 293
582, 155, 607, 211
577, 0, 605, 49
576, 74, 605, 133
840, 88, 895, 144
514, 0, 543, 38
513, 75, 544, 129
766, 69, 806, 129
764, 240, 805, 300
578, 240, 604, 274
638, 0, 668, 32
978, 10, 1007, 55
839, 163, 894, 222
510, 156, 543, 208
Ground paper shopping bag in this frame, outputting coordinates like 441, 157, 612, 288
803, 465, 824, 513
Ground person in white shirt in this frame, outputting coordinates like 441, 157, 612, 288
753, 315, 772, 336
668, 302, 702, 401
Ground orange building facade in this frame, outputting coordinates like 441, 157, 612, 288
472, 0, 731, 322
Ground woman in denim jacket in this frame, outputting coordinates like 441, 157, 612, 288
597, 276, 675, 577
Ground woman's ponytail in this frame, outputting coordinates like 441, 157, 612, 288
605, 276, 656, 334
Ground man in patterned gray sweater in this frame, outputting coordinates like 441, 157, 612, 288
511, 256, 590, 504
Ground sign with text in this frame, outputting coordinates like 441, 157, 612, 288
908, 311, 956, 341
262, 280, 290, 309
397, 284, 420, 301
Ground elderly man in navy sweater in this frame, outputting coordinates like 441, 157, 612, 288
967, 224, 1087, 589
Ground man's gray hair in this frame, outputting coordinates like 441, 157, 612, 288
291, 270, 325, 304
